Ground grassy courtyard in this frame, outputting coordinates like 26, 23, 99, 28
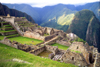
0, 36, 43, 45
0, 43, 77, 67
52, 43, 69, 50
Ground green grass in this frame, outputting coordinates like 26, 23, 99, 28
2, 27, 13, 28
0, 43, 77, 67
0, 35, 4, 40
71, 50, 81, 53
3, 25, 12, 27
6, 34, 19, 38
0, 30, 16, 33
52, 43, 69, 50
8, 36, 43, 45
0, 36, 43, 45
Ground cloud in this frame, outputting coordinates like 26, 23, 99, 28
0, 0, 99, 7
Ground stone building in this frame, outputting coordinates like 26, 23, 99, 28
61, 42, 96, 67
46, 27, 55, 35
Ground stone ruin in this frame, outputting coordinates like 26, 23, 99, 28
0, 37, 59, 57
0, 15, 100, 67
61, 42, 100, 67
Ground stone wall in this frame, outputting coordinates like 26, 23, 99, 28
68, 42, 90, 64
24, 31, 45, 41
46, 27, 55, 35
56, 40, 71, 47
3, 17, 15, 24
44, 34, 57, 42
62, 50, 88, 66
14, 17, 28, 22
0, 37, 45, 55
29, 46, 45, 55
45, 45, 58, 55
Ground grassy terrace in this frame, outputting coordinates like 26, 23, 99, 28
0, 30, 16, 33
0, 36, 43, 45
0, 43, 77, 67
52, 43, 69, 50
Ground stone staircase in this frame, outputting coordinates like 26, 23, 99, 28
52, 50, 64, 61
0, 22, 19, 38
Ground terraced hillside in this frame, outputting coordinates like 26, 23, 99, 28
0, 21, 19, 38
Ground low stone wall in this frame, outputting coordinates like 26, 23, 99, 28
45, 45, 58, 55
29, 46, 45, 55
56, 40, 71, 46
24, 31, 45, 41
44, 34, 57, 42
0, 37, 47, 55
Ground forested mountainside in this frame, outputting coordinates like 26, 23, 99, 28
0, 3, 35, 23
67, 9, 100, 51
4, 2, 100, 31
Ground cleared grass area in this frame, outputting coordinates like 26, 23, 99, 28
0, 36, 43, 45
0, 43, 77, 67
8, 36, 43, 45
52, 43, 69, 50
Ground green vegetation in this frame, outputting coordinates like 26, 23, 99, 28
8, 36, 43, 45
70, 37, 86, 44
37, 26, 40, 28
0, 30, 16, 33
57, 13, 74, 25
0, 43, 77, 67
44, 33, 49, 36
52, 43, 69, 50
22, 17, 26, 19
0, 35, 4, 40
6, 34, 19, 38
71, 50, 81, 53
0, 35, 43, 45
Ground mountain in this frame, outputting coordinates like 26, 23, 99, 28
3, 2, 100, 31
0, 3, 35, 23
3, 3, 40, 24
67, 9, 100, 51
3, 2, 100, 51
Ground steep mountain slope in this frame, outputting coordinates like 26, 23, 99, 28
76, 2, 100, 21
67, 9, 100, 51
0, 3, 35, 23
40, 4, 76, 31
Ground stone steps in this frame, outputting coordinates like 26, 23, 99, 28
1, 22, 9, 25
1, 27, 14, 31
0, 22, 19, 38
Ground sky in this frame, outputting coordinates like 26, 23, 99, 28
0, 0, 99, 7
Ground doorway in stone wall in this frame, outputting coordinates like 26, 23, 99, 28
89, 53, 94, 64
